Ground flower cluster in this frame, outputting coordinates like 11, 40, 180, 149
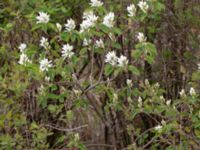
83, 38, 92, 46
65, 19, 76, 32
138, 1, 149, 13
19, 43, 27, 52
30, 0, 151, 73
40, 37, 50, 50
80, 11, 98, 33
118, 55, 129, 67
127, 4, 136, 17
136, 32, 146, 43
103, 12, 115, 28
95, 39, 104, 48
18, 43, 31, 65
126, 1, 149, 18
39, 58, 53, 72
179, 87, 197, 97
19, 39, 53, 72
105, 51, 129, 67
18, 53, 31, 65
105, 51, 118, 66
90, 0, 103, 7
36, 12, 50, 24
61, 44, 74, 59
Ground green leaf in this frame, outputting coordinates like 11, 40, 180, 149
47, 93, 61, 100
99, 24, 110, 33
104, 64, 114, 76
146, 42, 157, 56
128, 65, 140, 76
131, 50, 142, 59
66, 110, 74, 121
48, 104, 57, 113
31, 122, 39, 130
60, 32, 70, 42
112, 42, 121, 49
113, 27, 122, 35
145, 55, 155, 64
5, 23, 13, 31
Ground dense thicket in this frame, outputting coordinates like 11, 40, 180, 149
0, 0, 200, 149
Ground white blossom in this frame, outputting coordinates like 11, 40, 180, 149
190, 87, 196, 96
61, 44, 74, 59
38, 85, 45, 94
103, 12, 115, 28
90, 0, 103, 7
18, 53, 31, 65
105, 51, 118, 66
18, 43, 27, 52
36, 12, 50, 24
138, 96, 142, 103
118, 55, 129, 67
154, 125, 162, 131
80, 11, 98, 32
161, 120, 166, 125
95, 39, 104, 48
56, 23, 62, 32
45, 76, 50, 82
160, 96, 165, 102
138, 1, 149, 13
40, 37, 50, 49
155, 82, 160, 88
113, 93, 118, 102
65, 19, 76, 32
179, 89, 186, 97
39, 58, 53, 72
145, 79, 150, 86
80, 20, 92, 33
73, 89, 82, 96
198, 63, 200, 70
127, 4, 136, 17
137, 32, 146, 43
166, 100, 171, 106
138, 96, 143, 107
126, 79, 133, 87
83, 38, 92, 46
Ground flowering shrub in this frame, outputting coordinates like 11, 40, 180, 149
0, 0, 200, 149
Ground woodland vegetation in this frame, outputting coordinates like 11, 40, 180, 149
0, 0, 200, 149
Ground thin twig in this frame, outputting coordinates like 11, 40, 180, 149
86, 143, 115, 148
43, 124, 88, 132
